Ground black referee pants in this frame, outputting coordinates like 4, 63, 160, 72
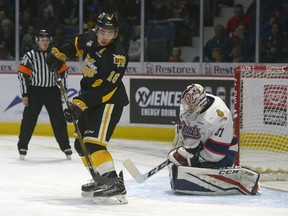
17, 86, 71, 152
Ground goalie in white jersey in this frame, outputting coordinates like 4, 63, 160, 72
168, 84, 259, 195
168, 83, 238, 168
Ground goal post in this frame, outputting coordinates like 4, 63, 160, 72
234, 65, 288, 181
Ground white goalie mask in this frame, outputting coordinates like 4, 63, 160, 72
181, 84, 208, 119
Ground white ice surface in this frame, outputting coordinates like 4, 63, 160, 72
0, 135, 288, 216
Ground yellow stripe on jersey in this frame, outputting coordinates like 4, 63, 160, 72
90, 150, 113, 167
102, 87, 117, 103
75, 37, 84, 56
83, 104, 114, 146
92, 79, 103, 87
100, 104, 113, 143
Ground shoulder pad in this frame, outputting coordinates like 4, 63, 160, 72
77, 31, 97, 50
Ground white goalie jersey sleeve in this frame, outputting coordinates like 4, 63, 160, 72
180, 94, 237, 163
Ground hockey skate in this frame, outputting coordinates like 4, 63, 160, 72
64, 149, 72, 160
81, 180, 103, 197
81, 170, 120, 197
82, 171, 127, 204
19, 149, 27, 160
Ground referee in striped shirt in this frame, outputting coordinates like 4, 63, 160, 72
17, 29, 72, 160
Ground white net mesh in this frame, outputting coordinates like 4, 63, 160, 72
234, 66, 288, 181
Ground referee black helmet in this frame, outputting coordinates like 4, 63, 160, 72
35, 29, 52, 42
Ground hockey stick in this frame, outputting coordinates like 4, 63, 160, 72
123, 124, 180, 183
123, 159, 170, 183
53, 69, 120, 185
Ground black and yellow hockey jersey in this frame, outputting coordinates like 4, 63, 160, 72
58, 29, 129, 108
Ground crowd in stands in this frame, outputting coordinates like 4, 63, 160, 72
0, 0, 142, 60
2, 0, 288, 63
203, 0, 288, 63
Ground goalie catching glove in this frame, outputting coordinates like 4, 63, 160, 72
168, 146, 200, 167
64, 99, 88, 123
45, 47, 67, 70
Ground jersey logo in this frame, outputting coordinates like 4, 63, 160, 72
181, 123, 201, 140
86, 40, 93, 47
83, 55, 97, 77
216, 109, 224, 117
113, 54, 126, 68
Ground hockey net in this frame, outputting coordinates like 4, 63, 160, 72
234, 65, 288, 181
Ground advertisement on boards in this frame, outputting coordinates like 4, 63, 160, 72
130, 78, 234, 125
0, 74, 81, 123
263, 85, 287, 126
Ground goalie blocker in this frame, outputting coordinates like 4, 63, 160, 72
169, 164, 260, 195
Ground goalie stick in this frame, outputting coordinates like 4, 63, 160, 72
123, 124, 180, 183
53, 69, 121, 185
123, 159, 170, 183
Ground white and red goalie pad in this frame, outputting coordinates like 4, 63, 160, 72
168, 164, 260, 195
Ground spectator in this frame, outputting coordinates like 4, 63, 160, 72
262, 42, 285, 63
52, 24, 69, 47
0, 41, 13, 60
37, 0, 61, 24
37, 7, 57, 35
211, 47, 225, 62
20, 0, 38, 14
228, 41, 250, 62
122, 0, 141, 25
61, 0, 79, 26
19, 7, 37, 40
0, 1, 15, 22
84, 3, 101, 31
203, 24, 233, 62
0, 18, 15, 58
261, 22, 285, 62
20, 24, 37, 57
173, 1, 199, 46
233, 24, 255, 61
114, 10, 131, 49
260, 15, 277, 43
0, 7, 8, 34
127, 25, 147, 62
247, 0, 285, 25
168, 47, 184, 62
225, 4, 253, 38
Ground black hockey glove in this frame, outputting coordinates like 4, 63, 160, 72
45, 47, 67, 70
63, 103, 82, 123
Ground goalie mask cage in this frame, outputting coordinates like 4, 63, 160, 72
234, 65, 288, 181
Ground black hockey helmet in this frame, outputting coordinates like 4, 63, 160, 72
95, 12, 119, 38
35, 29, 52, 42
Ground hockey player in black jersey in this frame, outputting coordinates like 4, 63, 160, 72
46, 12, 129, 204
